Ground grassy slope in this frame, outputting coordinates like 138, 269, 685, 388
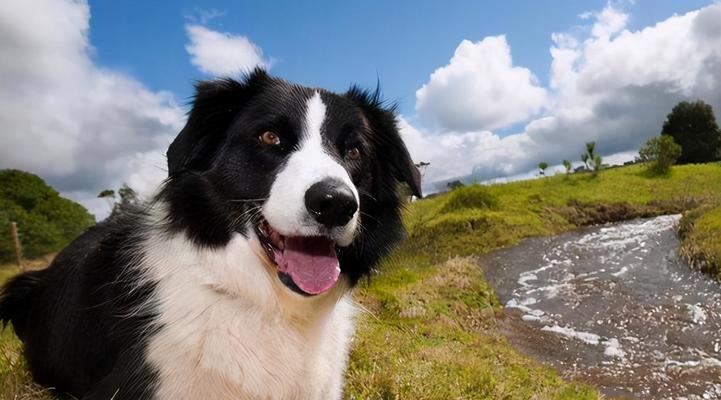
1, 163, 720, 399
679, 203, 721, 279
345, 163, 721, 399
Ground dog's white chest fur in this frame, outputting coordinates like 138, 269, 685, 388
141, 232, 356, 400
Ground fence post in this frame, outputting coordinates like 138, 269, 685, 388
10, 221, 22, 269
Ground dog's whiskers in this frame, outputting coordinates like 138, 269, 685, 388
357, 188, 378, 202
228, 198, 268, 203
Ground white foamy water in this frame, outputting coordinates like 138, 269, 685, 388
481, 215, 721, 399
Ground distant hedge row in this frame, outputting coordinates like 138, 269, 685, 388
0, 169, 95, 263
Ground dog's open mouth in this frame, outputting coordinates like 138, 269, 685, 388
255, 220, 340, 296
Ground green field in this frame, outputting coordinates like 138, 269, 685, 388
2, 163, 720, 399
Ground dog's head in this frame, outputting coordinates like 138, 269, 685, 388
162, 69, 420, 297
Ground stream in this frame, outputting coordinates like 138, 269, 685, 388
479, 215, 721, 399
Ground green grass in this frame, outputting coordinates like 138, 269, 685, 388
401, 163, 720, 264
345, 162, 721, 399
346, 258, 597, 400
0, 266, 53, 400
2, 163, 721, 399
679, 203, 721, 280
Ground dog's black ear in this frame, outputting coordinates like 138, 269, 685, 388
167, 68, 271, 175
345, 85, 423, 199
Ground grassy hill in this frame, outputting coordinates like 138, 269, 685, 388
1, 163, 720, 399
0, 169, 95, 263
344, 162, 721, 399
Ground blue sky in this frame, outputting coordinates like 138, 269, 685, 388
1, 0, 720, 219
88, 0, 711, 120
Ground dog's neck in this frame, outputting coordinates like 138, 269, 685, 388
138, 202, 350, 321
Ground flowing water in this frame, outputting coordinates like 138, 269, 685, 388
479, 215, 721, 399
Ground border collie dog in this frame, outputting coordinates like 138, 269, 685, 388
0, 69, 421, 399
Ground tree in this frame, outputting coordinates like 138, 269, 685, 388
638, 135, 682, 174
562, 160, 572, 175
117, 184, 138, 207
586, 142, 596, 158
581, 142, 597, 170
661, 100, 721, 164
580, 141, 598, 171
580, 153, 589, 170
585, 142, 596, 168
538, 162, 549, 176
98, 184, 139, 217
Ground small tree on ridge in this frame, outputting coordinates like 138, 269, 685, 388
638, 135, 682, 174
538, 162, 549, 176
562, 160, 572, 175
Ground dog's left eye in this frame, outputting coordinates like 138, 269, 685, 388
345, 147, 361, 160
259, 131, 281, 146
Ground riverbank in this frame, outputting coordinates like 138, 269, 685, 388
679, 203, 721, 280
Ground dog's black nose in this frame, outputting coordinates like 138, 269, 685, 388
304, 179, 358, 228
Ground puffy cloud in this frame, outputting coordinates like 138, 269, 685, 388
407, 3, 721, 191
0, 0, 185, 219
185, 24, 270, 76
398, 117, 531, 190
415, 36, 548, 132
582, 4, 629, 38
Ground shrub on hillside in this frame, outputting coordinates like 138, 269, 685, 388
440, 184, 498, 213
0, 169, 95, 262
638, 135, 682, 174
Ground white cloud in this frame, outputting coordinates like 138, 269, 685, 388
0, 0, 185, 219
406, 3, 721, 191
398, 117, 530, 190
185, 24, 270, 76
415, 36, 548, 132
584, 4, 629, 38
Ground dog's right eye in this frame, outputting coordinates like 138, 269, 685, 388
259, 131, 280, 146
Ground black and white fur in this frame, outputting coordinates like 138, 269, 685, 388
0, 69, 421, 399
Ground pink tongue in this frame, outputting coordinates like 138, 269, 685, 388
273, 236, 340, 295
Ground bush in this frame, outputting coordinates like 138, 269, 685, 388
661, 100, 721, 164
0, 170, 95, 262
440, 184, 498, 213
638, 135, 682, 174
